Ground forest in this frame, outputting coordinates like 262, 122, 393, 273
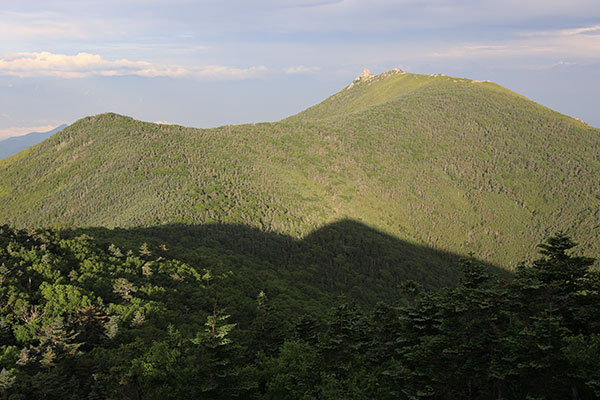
0, 224, 598, 399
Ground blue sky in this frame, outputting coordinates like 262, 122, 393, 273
1, 0, 599, 138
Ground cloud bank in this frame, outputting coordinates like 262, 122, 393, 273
0, 52, 324, 82
0, 52, 267, 80
429, 24, 600, 60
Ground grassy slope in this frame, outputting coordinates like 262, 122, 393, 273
0, 70, 598, 269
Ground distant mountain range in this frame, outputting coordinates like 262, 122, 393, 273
0, 124, 67, 160
0, 69, 598, 270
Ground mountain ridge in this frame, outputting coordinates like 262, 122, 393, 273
0, 70, 598, 270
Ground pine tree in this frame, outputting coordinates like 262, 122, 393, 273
73, 305, 107, 350
186, 303, 254, 399
0, 368, 16, 400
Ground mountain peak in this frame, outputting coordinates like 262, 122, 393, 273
344, 68, 407, 91
360, 68, 373, 80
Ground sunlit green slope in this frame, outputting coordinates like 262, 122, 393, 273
0, 70, 598, 268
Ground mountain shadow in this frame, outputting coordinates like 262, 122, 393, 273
69, 219, 508, 318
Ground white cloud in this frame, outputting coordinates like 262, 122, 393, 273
518, 25, 600, 37
191, 65, 268, 80
554, 25, 600, 36
429, 25, 600, 60
0, 52, 182, 78
284, 65, 320, 74
0, 51, 268, 80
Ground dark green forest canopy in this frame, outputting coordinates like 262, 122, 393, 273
0, 226, 598, 399
0, 70, 599, 269
71, 219, 505, 299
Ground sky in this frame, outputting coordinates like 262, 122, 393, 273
0, 0, 599, 139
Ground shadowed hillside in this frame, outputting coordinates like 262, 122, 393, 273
70, 219, 506, 315
1, 221, 596, 400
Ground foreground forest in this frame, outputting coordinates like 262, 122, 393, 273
0, 225, 598, 399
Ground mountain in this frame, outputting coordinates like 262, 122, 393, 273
0, 69, 599, 270
0, 124, 67, 160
